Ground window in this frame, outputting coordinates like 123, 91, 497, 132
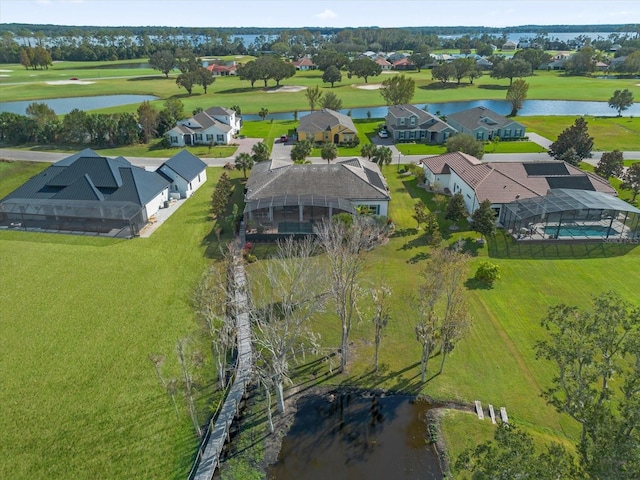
195, 134, 203, 141
206, 134, 214, 141
410, 117, 416, 125
216, 134, 225, 142
170, 136, 178, 144
504, 129, 511, 137
399, 118, 405, 125
359, 205, 379, 215
476, 132, 484, 140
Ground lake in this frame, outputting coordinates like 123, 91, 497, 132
0, 95, 159, 115
242, 99, 640, 121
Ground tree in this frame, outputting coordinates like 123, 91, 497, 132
251, 141, 270, 162
176, 337, 204, 438
422, 212, 442, 246
321, 142, 338, 163
467, 64, 483, 84
370, 284, 391, 373
506, 79, 529, 116
251, 237, 325, 414
470, 199, 497, 239
372, 146, 393, 166
595, 150, 624, 179
270, 59, 296, 86
175, 71, 197, 95
622, 162, 640, 203
535, 292, 640, 451
196, 67, 215, 93
456, 423, 583, 480
137, 101, 159, 143
446, 133, 484, 159
258, 107, 269, 121
174, 49, 201, 74
408, 52, 431, 72
322, 65, 342, 87
445, 192, 466, 229
149, 50, 175, 78
25, 102, 58, 142
412, 200, 429, 229
414, 245, 470, 381
452, 57, 475, 84
360, 143, 377, 161
234, 152, 254, 180
312, 49, 348, 71
290, 139, 313, 162
315, 216, 389, 372
237, 60, 261, 88
491, 58, 532, 85
608, 89, 634, 117
475, 262, 501, 286
305, 85, 323, 111
379, 74, 415, 106
548, 117, 594, 165
320, 91, 343, 111
431, 62, 456, 83
566, 46, 597, 75
348, 57, 382, 84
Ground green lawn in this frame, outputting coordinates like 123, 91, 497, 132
0, 162, 243, 479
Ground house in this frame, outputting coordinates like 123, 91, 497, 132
292, 57, 317, 70
157, 150, 207, 199
0, 149, 171, 237
421, 151, 617, 216
243, 158, 390, 236
446, 106, 526, 141
167, 106, 241, 146
386, 104, 457, 144
206, 62, 237, 76
296, 109, 358, 145
392, 58, 416, 71
502, 41, 518, 51
374, 57, 392, 70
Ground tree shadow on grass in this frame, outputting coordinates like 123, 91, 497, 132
126, 75, 173, 81
477, 84, 509, 91
464, 277, 493, 290
419, 82, 471, 91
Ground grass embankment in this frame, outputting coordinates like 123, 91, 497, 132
0, 162, 244, 479
2, 60, 639, 115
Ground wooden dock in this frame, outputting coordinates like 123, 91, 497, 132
474, 400, 484, 420
488, 404, 496, 424
500, 407, 509, 424
192, 250, 253, 480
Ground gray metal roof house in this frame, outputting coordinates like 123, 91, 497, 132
386, 104, 457, 144
447, 106, 526, 141
0, 149, 171, 237
157, 150, 208, 199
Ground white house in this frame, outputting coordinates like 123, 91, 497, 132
167, 107, 241, 147
157, 150, 208, 199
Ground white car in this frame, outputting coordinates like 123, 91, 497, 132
377, 130, 388, 138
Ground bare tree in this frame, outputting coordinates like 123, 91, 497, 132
414, 245, 471, 381
370, 284, 391, 373
192, 260, 236, 390
250, 236, 326, 413
148, 353, 179, 417
315, 215, 389, 372
177, 337, 203, 438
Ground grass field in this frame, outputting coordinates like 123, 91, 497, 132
0, 162, 245, 479
2, 60, 640, 116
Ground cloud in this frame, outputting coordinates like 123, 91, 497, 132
315, 8, 338, 21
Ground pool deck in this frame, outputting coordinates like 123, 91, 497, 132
511, 219, 637, 243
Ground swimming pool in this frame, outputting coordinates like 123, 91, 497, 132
544, 225, 619, 237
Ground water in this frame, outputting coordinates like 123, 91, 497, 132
267, 393, 442, 480
0, 94, 159, 115
242, 99, 640, 121
544, 225, 619, 237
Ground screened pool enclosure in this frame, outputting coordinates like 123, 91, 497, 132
499, 189, 640, 242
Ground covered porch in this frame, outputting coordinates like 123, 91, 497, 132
243, 194, 356, 235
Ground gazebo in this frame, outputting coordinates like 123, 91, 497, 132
499, 189, 640, 242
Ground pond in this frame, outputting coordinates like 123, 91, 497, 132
0, 94, 159, 115
267, 392, 442, 480
242, 99, 640, 121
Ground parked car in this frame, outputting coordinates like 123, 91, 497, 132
280, 134, 288, 143
377, 130, 388, 138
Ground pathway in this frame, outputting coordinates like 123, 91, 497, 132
192, 248, 252, 480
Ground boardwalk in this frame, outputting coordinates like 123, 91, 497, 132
192, 251, 252, 480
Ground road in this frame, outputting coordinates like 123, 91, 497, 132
1, 134, 639, 169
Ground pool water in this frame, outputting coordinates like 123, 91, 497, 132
544, 225, 619, 237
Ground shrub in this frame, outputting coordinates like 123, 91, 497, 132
475, 262, 501, 286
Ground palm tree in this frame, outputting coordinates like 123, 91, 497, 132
360, 143, 377, 161
321, 142, 338, 164
235, 152, 254, 180
372, 146, 393, 166
258, 107, 269, 121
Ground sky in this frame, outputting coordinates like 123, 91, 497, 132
0, 0, 639, 29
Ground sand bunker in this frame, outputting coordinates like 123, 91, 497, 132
0, 74, 10, 77
0, 69, 12, 72
353, 83, 383, 90
46, 80, 95, 85
266, 85, 306, 93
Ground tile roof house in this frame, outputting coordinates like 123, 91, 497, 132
421, 152, 617, 215
446, 106, 526, 141
0, 149, 171, 237
292, 57, 317, 70
386, 104, 457, 144
243, 158, 390, 236
392, 58, 416, 70
374, 57, 392, 70
167, 106, 241, 147
157, 149, 208, 199
206, 62, 237, 76
297, 109, 358, 145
